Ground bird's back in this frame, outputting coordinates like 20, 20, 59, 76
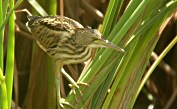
26, 16, 84, 49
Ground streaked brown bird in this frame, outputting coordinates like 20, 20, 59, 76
26, 15, 124, 108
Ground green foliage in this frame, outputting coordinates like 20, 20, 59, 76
65, 0, 177, 108
0, 0, 22, 109
0, 0, 176, 109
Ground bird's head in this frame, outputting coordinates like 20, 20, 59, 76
74, 26, 124, 52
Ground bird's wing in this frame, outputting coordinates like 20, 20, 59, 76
27, 16, 84, 32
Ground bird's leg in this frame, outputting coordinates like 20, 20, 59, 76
55, 64, 74, 109
61, 68, 89, 103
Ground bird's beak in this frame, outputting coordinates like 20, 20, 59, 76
94, 39, 125, 52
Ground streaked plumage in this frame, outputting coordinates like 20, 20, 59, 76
26, 16, 124, 65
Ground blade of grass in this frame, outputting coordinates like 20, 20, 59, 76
91, 1, 148, 107
106, 0, 142, 40
102, 34, 140, 109
0, 68, 8, 109
134, 35, 177, 108
27, 0, 48, 16
48, 0, 57, 15
88, 56, 123, 109
110, 0, 150, 44
94, 0, 143, 60
0, 0, 23, 31
0, 1, 5, 108
101, 0, 124, 36
123, 23, 162, 109
5, 0, 15, 108
109, 1, 177, 108
126, 6, 176, 109
90, 15, 144, 107
3, 0, 9, 19
0, 0, 4, 72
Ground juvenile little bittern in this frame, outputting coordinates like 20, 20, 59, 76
26, 16, 124, 108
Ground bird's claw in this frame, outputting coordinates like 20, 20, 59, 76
57, 98, 75, 109
68, 82, 89, 103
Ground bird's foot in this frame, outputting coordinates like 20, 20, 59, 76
61, 68, 89, 103
57, 98, 75, 109
68, 82, 89, 103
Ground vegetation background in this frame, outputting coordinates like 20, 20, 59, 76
0, 0, 177, 109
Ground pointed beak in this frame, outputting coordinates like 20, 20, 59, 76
94, 39, 125, 52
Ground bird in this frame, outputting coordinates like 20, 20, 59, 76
26, 15, 124, 108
